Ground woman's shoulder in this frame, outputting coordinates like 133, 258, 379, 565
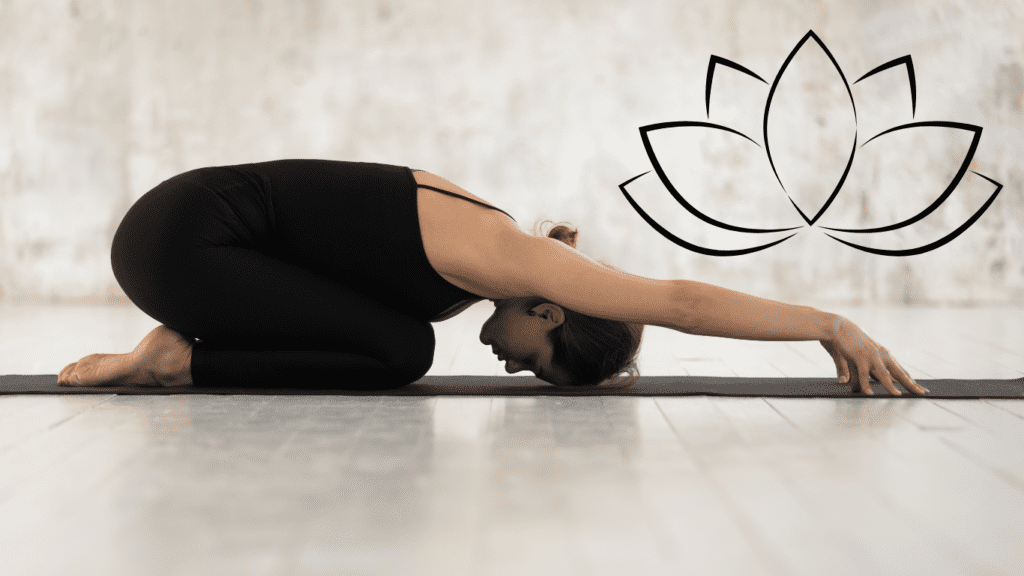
413, 171, 527, 299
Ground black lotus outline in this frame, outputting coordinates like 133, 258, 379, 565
620, 30, 1004, 257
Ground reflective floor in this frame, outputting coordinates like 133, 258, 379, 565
1, 303, 1022, 575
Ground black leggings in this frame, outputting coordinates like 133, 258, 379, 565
111, 168, 434, 389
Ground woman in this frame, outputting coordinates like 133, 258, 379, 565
58, 160, 928, 395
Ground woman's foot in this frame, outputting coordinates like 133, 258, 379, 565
57, 325, 195, 387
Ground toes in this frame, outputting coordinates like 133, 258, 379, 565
60, 357, 98, 386
69, 365, 85, 386
58, 362, 80, 386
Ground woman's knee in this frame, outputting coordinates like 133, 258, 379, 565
383, 321, 435, 383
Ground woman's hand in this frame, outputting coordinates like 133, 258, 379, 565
820, 315, 929, 396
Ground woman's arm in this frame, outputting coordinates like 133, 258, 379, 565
673, 280, 927, 396
473, 227, 927, 395
482, 227, 830, 340
672, 279, 838, 341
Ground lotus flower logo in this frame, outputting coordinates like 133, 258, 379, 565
619, 30, 1004, 256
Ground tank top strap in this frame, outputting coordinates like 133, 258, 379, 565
415, 184, 517, 222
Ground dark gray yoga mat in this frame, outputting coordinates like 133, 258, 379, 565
2, 374, 1023, 398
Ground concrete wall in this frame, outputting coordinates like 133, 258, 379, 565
1, 0, 1021, 307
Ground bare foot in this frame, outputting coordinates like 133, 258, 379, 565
57, 325, 195, 387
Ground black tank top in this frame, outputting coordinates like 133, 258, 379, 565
215, 159, 515, 323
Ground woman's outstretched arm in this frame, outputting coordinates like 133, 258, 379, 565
672, 279, 835, 340
463, 227, 927, 395
669, 279, 927, 396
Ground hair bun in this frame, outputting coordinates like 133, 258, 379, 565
547, 224, 578, 248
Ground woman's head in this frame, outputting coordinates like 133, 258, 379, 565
478, 221, 644, 387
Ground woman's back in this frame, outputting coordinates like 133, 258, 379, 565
169, 159, 512, 322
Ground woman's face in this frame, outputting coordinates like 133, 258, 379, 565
479, 297, 571, 385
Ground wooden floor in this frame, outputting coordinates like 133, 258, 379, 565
1, 302, 1022, 576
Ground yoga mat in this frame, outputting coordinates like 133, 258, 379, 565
2, 375, 1023, 398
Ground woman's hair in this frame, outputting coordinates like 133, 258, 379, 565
528, 220, 644, 387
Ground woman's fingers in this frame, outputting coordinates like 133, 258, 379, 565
855, 362, 875, 395
822, 341, 850, 384
823, 317, 927, 396
847, 361, 870, 395
872, 360, 900, 396
851, 361, 895, 395
849, 350, 929, 397
837, 355, 850, 384
883, 351, 930, 395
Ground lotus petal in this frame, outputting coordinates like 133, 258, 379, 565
619, 171, 798, 256
852, 55, 917, 141
856, 55, 917, 115
819, 121, 982, 233
764, 31, 858, 225
640, 121, 804, 232
824, 171, 1003, 256
705, 56, 769, 145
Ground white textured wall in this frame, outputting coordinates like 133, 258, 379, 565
0, 0, 1021, 306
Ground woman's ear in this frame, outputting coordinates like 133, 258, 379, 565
531, 303, 565, 327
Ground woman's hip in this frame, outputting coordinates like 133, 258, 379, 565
111, 167, 278, 309
113, 168, 274, 266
